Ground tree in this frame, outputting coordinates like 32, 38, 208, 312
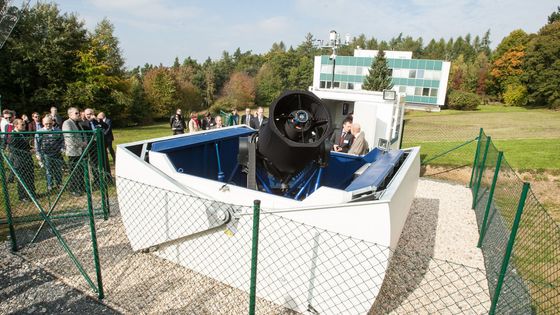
548, 6, 560, 24
255, 63, 282, 107
0, 2, 88, 113
362, 50, 393, 91
219, 71, 255, 110
522, 21, 560, 108
64, 19, 128, 120
449, 54, 468, 91
493, 30, 530, 59
142, 67, 178, 117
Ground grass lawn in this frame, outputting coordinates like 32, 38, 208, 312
113, 123, 171, 146
404, 104, 560, 171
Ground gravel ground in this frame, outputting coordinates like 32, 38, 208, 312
0, 178, 490, 314
0, 243, 118, 314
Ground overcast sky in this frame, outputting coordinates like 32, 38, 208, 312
54, 0, 558, 69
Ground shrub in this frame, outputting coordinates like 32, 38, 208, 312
503, 83, 528, 106
447, 90, 481, 110
208, 97, 234, 115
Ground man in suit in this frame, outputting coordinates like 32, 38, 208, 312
50, 106, 63, 128
250, 107, 268, 130
348, 123, 369, 155
80, 108, 110, 187
332, 119, 354, 153
97, 112, 115, 161
241, 108, 252, 126
62, 107, 86, 196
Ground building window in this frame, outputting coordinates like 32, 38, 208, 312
348, 82, 354, 90
417, 69, 424, 79
430, 88, 438, 97
320, 81, 326, 88
341, 82, 347, 89
399, 86, 406, 93
333, 81, 340, 88
422, 88, 430, 96
388, 68, 393, 76
326, 81, 332, 88
415, 87, 423, 95
409, 69, 416, 79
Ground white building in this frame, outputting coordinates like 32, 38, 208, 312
312, 49, 451, 110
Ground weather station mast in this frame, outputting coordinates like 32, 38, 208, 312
315, 30, 351, 89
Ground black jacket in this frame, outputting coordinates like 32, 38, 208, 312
250, 116, 268, 130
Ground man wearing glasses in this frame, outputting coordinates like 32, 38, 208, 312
1, 109, 13, 132
36, 116, 64, 191
27, 112, 43, 132
62, 107, 86, 196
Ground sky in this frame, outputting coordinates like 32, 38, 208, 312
52, 0, 558, 69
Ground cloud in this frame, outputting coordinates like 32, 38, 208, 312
293, 0, 557, 47
87, 0, 201, 23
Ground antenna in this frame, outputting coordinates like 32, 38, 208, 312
314, 30, 352, 89
0, 0, 31, 50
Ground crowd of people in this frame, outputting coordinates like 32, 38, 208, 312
169, 107, 369, 156
0, 106, 115, 201
169, 107, 268, 134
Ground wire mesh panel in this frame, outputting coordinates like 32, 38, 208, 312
105, 177, 262, 313
506, 190, 560, 314
473, 141, 499, 232
401, 116, 479, 180
0, 129, 110, 297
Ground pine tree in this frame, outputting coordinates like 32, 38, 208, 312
362, 50, 393, 91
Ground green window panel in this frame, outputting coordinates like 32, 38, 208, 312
410, 59, 418, 69
402, 59, 411, 69
321, 55, 329, 63
405, 95, 414, 102
426, 60, 435, 70
393, 58, 403, 68
431, 80, 440, 88
434, 61, 443, 70
417, 59, 426, 69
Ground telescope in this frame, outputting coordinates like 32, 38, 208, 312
239, 90, 333, 198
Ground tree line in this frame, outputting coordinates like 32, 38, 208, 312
1, 3, 559, 127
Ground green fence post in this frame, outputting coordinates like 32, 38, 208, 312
489, 182, 530, 315
95, 128, 109, 220
469, 128, 484, 189
84, 159, 105, 299
249, 200, 261, 315
0, 155, 17, 251
477, 151, 503, 247
472, 135, 491, 210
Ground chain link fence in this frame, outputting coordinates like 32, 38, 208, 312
401, 115, 480, 182
0, 128, 110, 298
1, 125, 558, 314
471, 130, 559, 314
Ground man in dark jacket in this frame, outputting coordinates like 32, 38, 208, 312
250, 107, 268, 130
332, 119, 354, 153
80, 108, 110, 187
97, 112, 115, 161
